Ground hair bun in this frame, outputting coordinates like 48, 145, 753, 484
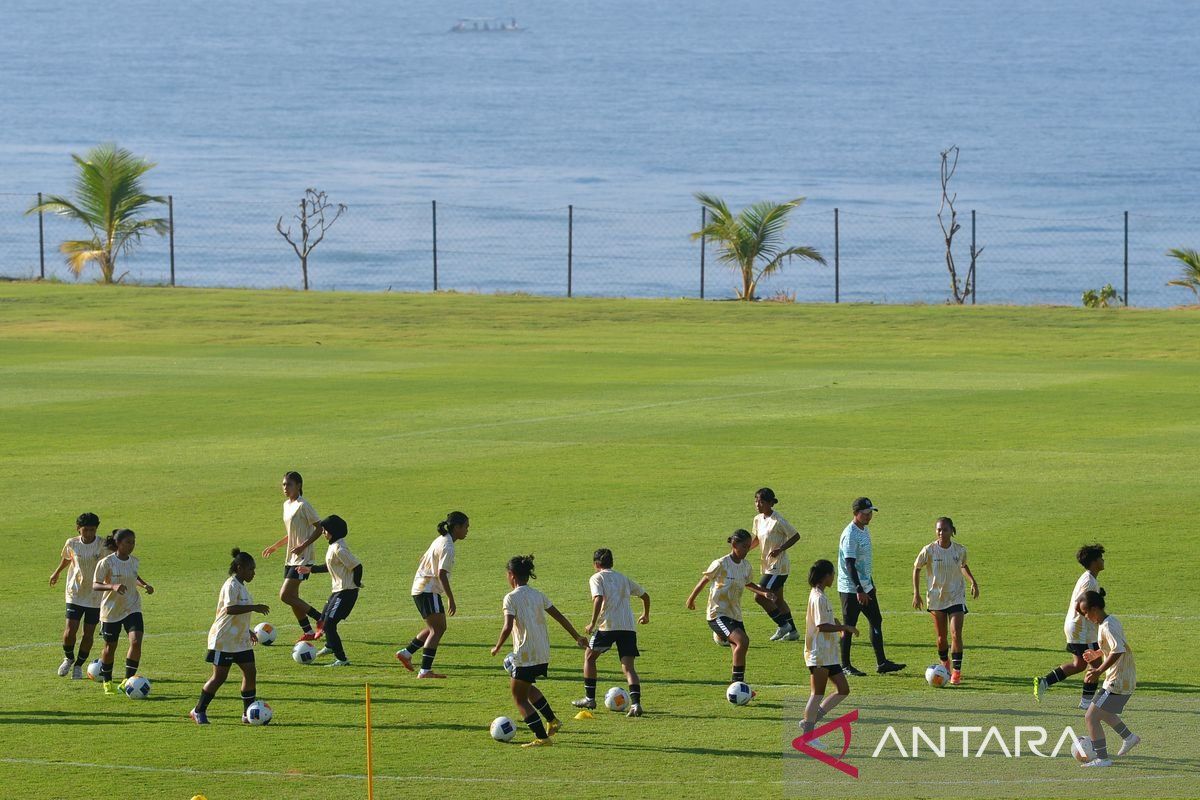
230, 547, 242, 557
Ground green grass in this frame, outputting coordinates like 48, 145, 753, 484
1, 284, 1197, 800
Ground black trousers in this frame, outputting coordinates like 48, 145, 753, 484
839, 588, 888, 666
322, 589, 359, 661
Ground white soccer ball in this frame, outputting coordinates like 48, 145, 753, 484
925, 664, 951, 688
605, 686, 631, 712
253, 622, 277, 646
124, 675, 151, 699
726, 681, 753, 705
490, 716, 517, 742
86, 660, 103, 681
1071, 736, 1096, 763
712, 632, 729, 646
292, 641, 317, 665
503, 653, 517, 677
245, 700, 273, 725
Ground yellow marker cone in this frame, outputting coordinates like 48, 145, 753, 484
574, 709, 594, 720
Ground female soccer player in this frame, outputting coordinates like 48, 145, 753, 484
1035, 543, 1105, 706
571, 548, 650, 716
92, 529, 154, 695
685, 529, 777, 688
911, 517, 979, 685
490, 555, 588, 748
49, 512, 104, 679
802, 559, 858, 748
1078, 590, 1139, 766
748, 487, 801, 641
190, 549, 270, 725
396, 511, 468, 678
262, 471, 324, 642
297, 515, 363, 667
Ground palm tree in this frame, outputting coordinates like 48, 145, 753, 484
27, 144, 168, 283
1166, 248, 1200, 300
691, 193, 825, 300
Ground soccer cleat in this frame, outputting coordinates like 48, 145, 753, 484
941, 659, 952, 672
950, 669, 962, 685
189, 709, 209, 725
296, 631, 318, 643
627, 703, 643, 718
1116, 734, 1141, 757
804, 737, 827, 752
326, 659, 351, 667
1080, 758, 1113, 768
71, 664, 84, 680
547, 719, 562, 736
750, 690, 757, 700
877, 661, 905, 674
781, 625, 800, 641
844, 665, 866, 677
118, 678, 129, 692
102, 681, 116, 695
521, 736, 552, 748
1079, 697, 1093, 710
395, 650, 414, 671
571, 697, 597, 710
313, 619, 325, 640
316, 646, 334, 657
1035, 676, 1048, 702
241, 714, 251, 724
416, 670, 447, 679
769, 626, 786, 641
58, 657, 72, 677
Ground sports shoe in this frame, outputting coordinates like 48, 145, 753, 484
1080, 758, 1113, 768
313, 619, 325, 640
844, 665, 866, 677
118, 678, 129, 692
877, 661, 905, 674
1116, 734, 1141, 757
417, 670, 446, 679
241, 714, 250, 724
189, 709, 209, 725
781, 625, 800, 641
941, 659, 952, 672
950, 669, 962, 685
58, 657, 72, 677
627, 703, 643, 718
521, 737, 552, 748
1079, 696, 1093, 710
395, 650, 414, 671
102, 681, 116, 696
297, 631, 318, 642
1035, 676, 1048, 702
547, 719, 562, 736
803, 737, 826, 752
326, 659, 351, 667
571, 697, 597, 709
316, 646, 334, 657
769, 626, 786, 641
71, 664, 84, 680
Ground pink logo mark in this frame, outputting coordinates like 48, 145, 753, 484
791, 708, 859, 778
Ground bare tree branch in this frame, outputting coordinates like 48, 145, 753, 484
275, 189, 347, 290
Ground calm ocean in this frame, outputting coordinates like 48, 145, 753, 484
1, 0, 1198, 304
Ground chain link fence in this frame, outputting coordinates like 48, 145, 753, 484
1, 191, 1196, 306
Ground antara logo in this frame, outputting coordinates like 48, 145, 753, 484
791, 709, 859, 778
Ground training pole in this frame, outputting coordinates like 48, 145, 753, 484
365, 683, 374, 800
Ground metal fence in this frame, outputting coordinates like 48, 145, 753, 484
1, 192, 1196, 306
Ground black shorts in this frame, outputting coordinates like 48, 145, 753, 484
1066, 642, 1100, 656
283, 564, 311, 582
589, 629, 640, 658
760, 573, 788, 592
708, 616, 745, 639
930, 604, 969, 615
206, 649, 255, 667
808, 664, 844, 676
512, 663, 548, 683
65, 603, 100, 625
324, 589, 359, 622
412, 592, 446, 618
101, 612, 144, 642
1094, 689, 1130, 714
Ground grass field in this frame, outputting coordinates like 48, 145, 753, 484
2, 284, 1197, 799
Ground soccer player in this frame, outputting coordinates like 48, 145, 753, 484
490, 555, 588, 748
92, 529, 155, 695
911, 517, 979, 685
190, 549, 270, 725
396, 511, 468, 678
748, 487, 801, 641
1078, 590, 1139, 766
49, 512, 104, 679
685, 529, 777, 689
261, 471, 324, 642
801, 559, 858, 749
296, 515, 363, 666
836, 497, 905, 676
571, 548, 650, 717
1035, 543, 1105, 706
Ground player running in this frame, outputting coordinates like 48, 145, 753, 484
1035, 543, 1105, 706
1078, 590, 1140, 767
396, 511, 469, 678
92, 529, 155, 695
911, 517, 979, 685
748, 487, 801, 641
261, 471, 325, 642
49, 512, 104, 679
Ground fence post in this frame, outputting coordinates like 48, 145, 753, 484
700, 207, 706, 299
168, 195, 175, 287
432, 200, 438, 291
970, 209, 977, 305
833, 208, 840, 303
567, 204, 573, 298
1123, 211, 1129, 306
37, 192, 45, 280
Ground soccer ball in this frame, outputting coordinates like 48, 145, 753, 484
124, 675, 151, 699
925, 664, 951, 687
86, 660, 103, 681
253, 622, 277, 646
502, 653, 517, 677
292, 641, 317, 665
726, 681, 753, 705
605, 686, 631, 712
1071, 736, 1096, 763
490, 716, 517, 742
245, 700, 273, 725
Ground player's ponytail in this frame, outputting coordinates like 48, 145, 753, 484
808, 558, 834, 587
506, 554, 536, 582
437, 510, 469, 536
229, 547, 255, 575
727, 529, 752, 546
105, 528, 135, 551
284, 470, 304, 495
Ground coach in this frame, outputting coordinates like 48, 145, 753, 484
837, 497, 905, 676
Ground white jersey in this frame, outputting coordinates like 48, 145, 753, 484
589, 569, 645, 632
804, 587, 840, 667
61, 535, 104, 608
207, 576, 253, 652
703, 554, 751, 621
502, 584, 553, 667
753, 512, 799, 576
411, 535, 455, 595
914, 540, 969, 610
325, 538, 363, 592
1097, 615, 1136, 694
1064, 571, 1100, 644
283, 497, 320, 567
94, 553, 141, 623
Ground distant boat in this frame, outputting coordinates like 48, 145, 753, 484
450, 17, 524, 33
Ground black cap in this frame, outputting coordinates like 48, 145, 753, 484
852, 497, 878, 513
317, 514, 348, 540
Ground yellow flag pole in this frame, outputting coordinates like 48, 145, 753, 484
365, 682, 374, 800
